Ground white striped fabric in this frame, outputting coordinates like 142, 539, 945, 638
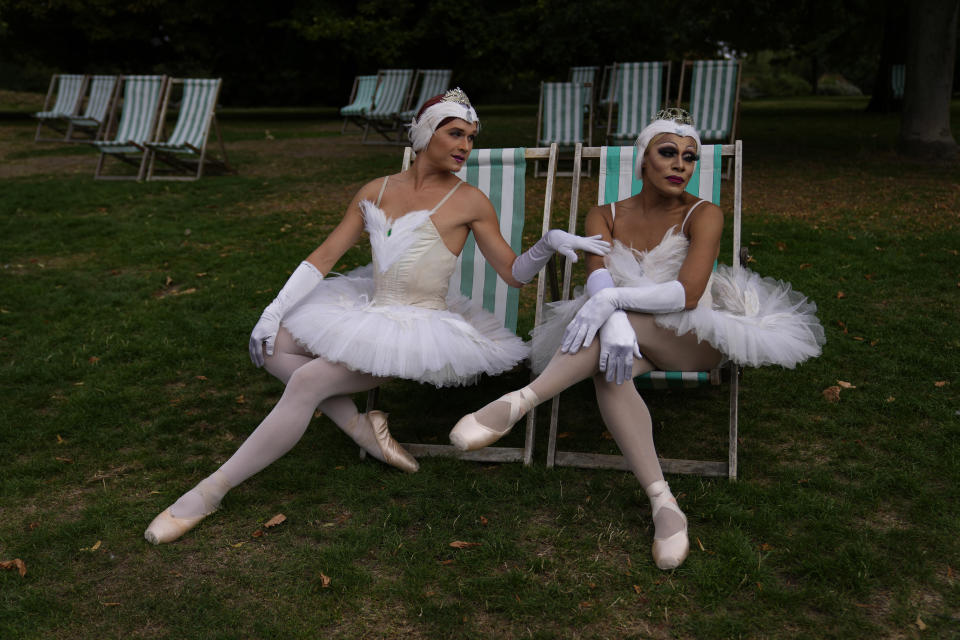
539, 82, 585, 146
569, 66, 597, 108
399, 69, 452, 120
69, 75, 118, 126
597, 144, 722, 205
94, 75, 165, 153
368, 69, 414, 120
340, 75, 378, 116
611, 62, 667, 141
449, 148, 526, 332
150, 79, 220, 153
890, 64, 905, 99
35, 74, 85, 118
688, 60, 739, 142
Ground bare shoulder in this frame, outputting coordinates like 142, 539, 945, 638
585, 203, 614, 236
687, 199, 724, 236
455, 181, 497, 219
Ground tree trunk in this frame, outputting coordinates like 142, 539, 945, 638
897, 0, 960, 159
866, 0, 908, 113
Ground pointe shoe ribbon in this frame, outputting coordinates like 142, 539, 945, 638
144, 508, 211, 545
646, 480, 689, 570
449, 388, 539, 451
368, 410, 419, 473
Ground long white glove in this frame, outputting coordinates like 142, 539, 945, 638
562, 279, 686, 355
511, 229, 610, 284
248, 261, 324, 367
586, 269, 642, 384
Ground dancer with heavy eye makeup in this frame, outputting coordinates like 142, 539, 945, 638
145, 88, 610, 544
450, 109, 825, 570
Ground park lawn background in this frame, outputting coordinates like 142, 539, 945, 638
0, 95, 958, 639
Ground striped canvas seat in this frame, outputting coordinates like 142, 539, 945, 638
360, 69, 414, 143
91, 75, 167, 180
67, 75, 118, 130
569, 66, 598, 110
34, 74, 87, 142
145, 78, 231, 181
340, 75, 379, 133
398, 69, 452, 121
606, 62, 670, 143
543, 141, 744, 478
890, 64, 905, 99
679, 60, 742, 143
365, 144, 562, 465
537, 82, 588, 146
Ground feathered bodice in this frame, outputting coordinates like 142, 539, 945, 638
360, 200, 457, 310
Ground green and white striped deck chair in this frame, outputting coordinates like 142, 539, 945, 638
65, 75, 119, 141
890, 64, 906, 100
145, 78, 231, 181
677, 60, 742, 145
34, 74, 87, 142
340, 75, 378, 133
568, 66, 598, 111
543, 141, 744, 478
361, 69, 414, 143
364, 144, 561, 465
398, 69, 453, 122
91, 75, 167, 181
606, 61, 671, 144
535, 82, 592, 177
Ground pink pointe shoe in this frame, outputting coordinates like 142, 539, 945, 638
449, 388, 539, 451
144, 508, 212, 545
646, 480, 689, 570
366, 410, 419, 473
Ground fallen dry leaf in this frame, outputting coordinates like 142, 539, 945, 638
823, 386, 841, 403
886, 396, 896, 403
556, 431, 571, 439
837, 380, 856, 389
0, 559, 26, 577
776, 241, 786, 251
601, 431, 615, 440
633, 585, 643, 594
836, 291, 846, 299
449, 541, 482, 549
195, 375, 208, 381
759, 543, 774, 551
319, 572, 331, 588
88, 356, 99, 364
799, 263, 812, 269
235, 395, 245, 404
252, 530, 263, 538
56, 434, 64, 444
479, 515, 489, 526
439, 559, 455, 565
916, 615, 927, 631
231, 542, 245, 548
55, 457, 73, 463
264, 514, 286, 528
934, 381, 948, 388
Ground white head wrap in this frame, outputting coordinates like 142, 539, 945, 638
634, 108, 701, 179
407, 87, 480, 152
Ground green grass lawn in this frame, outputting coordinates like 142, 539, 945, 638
1, 96, 959, 639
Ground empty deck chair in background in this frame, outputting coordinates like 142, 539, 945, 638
364, 144, 562, 465
543, 140, 744, 479
890, 64, 906, 100
361, 69, 414, 143
397, 69, 453, 125
34, 74, 87, 142
606, 61, 670, 144
340, 75, 378, 133
568, 66, 599, 112
677, 59, 742, 146
90, 75, 167, 181
145, 78, 231, 181
64, 74, 119, 141
597, 64, 618, 128
535, 81, 591, 177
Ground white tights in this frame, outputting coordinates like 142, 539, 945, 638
472, 313, 722, 540
169, 329, 382, 519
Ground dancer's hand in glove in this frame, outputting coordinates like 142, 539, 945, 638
598, 311, 642, 384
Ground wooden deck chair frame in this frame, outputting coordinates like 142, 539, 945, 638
145, 77, 231, 181
341, 74, 379, 134
597, 64, 617, 128
543, 141, 744, 479
363, 143, 562, 465
534, 81, 593, 178
568, 66, 599, 113
605, 61, 672, 144
396, 69, 453, 131
34, 74, 88, 142
676, 60, 742, 147
91, 75, 168, 181
63, 75, 120, 142
361, 69, 414, 144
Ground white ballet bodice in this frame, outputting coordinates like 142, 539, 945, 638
360, 202, 457, 310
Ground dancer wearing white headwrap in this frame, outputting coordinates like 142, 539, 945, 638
144, 89, 610, 544
450, 108, 825, 570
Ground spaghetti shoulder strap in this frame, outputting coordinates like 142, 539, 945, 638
429, 180, 463, 214
610, 201, 616, 222
681, 199, 708, 235
375, 176, 389, 207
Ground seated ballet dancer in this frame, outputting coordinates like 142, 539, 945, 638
450, 108, 825, 570
144, 88, 610, 544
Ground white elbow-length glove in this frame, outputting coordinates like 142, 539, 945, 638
585, 269, 642, 385
561, 278, 686, 356
248, 261, 324, 367
511, 229, 610, 284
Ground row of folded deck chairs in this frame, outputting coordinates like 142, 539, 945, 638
536, 60, 742, 176
340, 68, 453, 143
33, 73, 231, 181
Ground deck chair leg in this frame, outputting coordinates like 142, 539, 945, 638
728, 362, 739, 480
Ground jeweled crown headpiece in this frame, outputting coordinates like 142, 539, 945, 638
633, 107, 701, 178
407, 86, 480, 152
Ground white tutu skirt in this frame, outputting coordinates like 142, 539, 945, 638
531, 264, 825, 373
281, 265, 530, 387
